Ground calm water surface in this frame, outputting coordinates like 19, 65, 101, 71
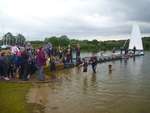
28, 52, 150, 113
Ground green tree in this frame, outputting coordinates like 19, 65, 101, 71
59, 35, 70, 47
44, 35, 70, 47
16, 34, 26, 45
44, 36, 59, 46
91, 39, 99, 45
2, 32, 15, 45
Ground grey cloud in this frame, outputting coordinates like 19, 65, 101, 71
0, 0, 150, 40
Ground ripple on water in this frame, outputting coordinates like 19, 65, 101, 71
27, 53, 150, 113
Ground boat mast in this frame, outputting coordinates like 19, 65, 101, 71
129, 24, 143, 50
123, 39, 129, 49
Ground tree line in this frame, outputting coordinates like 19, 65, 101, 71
31, 35, 150, 51
1, 32, 150, 51
0, 32, 26, 46
30, 35, 128, 51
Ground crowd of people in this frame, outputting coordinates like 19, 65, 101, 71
0, 43, 97, 81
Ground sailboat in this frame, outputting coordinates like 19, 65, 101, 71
129, 24, 144, 55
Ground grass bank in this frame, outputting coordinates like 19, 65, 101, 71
0, 82, 33, 113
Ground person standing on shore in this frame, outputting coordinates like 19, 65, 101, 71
0, 52, 9, 80
20, 49, 29, 81
50, 56, 56, 72
66, 49, 71, 63
68, 45, 73, 63
76, 43, 81, 65
36, 47, 46, 81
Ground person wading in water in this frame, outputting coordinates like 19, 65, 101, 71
82, 59, 88, 72
91, 56, 97, 73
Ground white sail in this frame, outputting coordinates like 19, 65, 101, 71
129, 24, 143, 50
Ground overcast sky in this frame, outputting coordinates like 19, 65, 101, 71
0, 0, 150, 40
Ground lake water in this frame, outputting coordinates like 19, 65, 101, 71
28, 52, 150, 113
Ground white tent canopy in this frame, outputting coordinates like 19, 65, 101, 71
129, 24, 143, 50
0, 45, 10, 49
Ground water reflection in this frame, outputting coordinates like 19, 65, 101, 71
124, 59, 128, 66
83, 75, 88, 94
133, 56, 136, 62
108, 70, 112, 80
27, 84, 50, 105
27, 53, 150, 113
76, 66, 81, 73
120, 59, 123, 64
50, 72, 57, 80
91, 73, 96, 83
129, 56, 143, 76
